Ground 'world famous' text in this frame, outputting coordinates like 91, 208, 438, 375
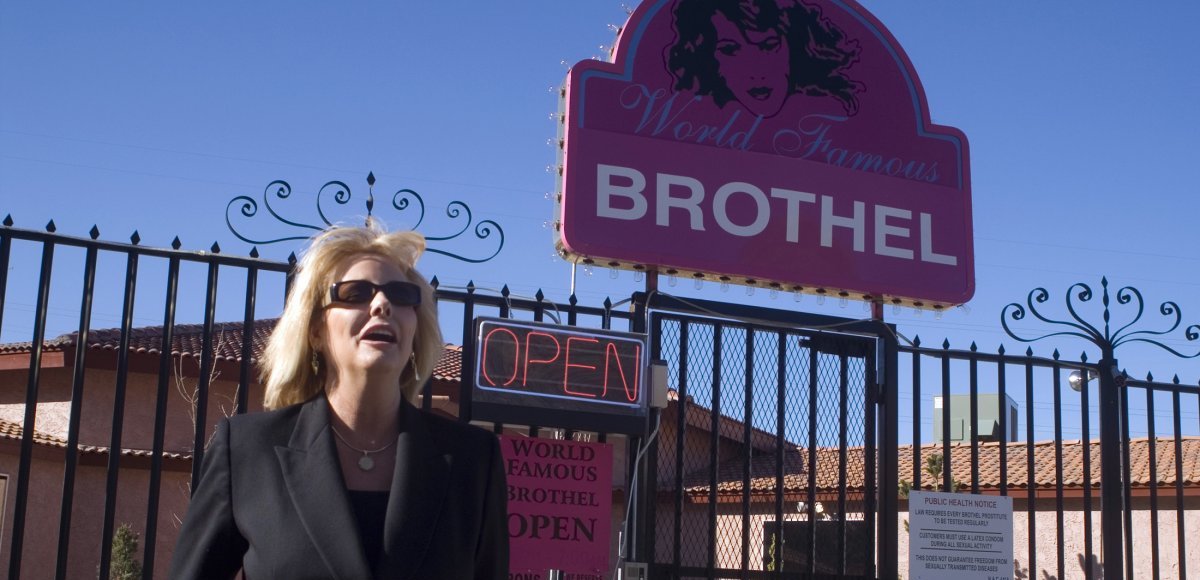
617, 83, 940, 185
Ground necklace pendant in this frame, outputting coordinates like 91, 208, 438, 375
358, 454, 375, 471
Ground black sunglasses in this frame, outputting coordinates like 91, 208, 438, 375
329, 280, 422, 307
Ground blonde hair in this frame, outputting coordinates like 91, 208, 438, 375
261, 223, 443, 410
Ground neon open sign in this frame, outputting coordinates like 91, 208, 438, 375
470, 318, 649, 435
476, 318, 644, 406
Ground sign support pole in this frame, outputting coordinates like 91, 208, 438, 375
643, 269, 658, 296
630, 278, 654, 570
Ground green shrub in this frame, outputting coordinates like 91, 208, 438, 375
102, 523, 143, 580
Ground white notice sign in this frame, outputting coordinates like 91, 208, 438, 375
908, 491, 1013, 580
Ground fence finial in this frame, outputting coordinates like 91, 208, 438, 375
225, 174, 504, 263
1001, 277, 1200, 359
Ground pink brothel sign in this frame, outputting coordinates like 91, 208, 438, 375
556, 0, 973, 308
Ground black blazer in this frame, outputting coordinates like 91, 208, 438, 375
169, 396, 508, 579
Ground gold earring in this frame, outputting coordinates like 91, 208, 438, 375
410, 352, 420, 383
311, 351, 321, 375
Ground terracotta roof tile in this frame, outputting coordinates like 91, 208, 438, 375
0, 335, 74, 354
682, 437, 1200, 497
667, 389, 797, 452
432, 344, 462, 382
0, 320, 277, 361
2, 319, 463, 372
680, 447, 869, 496
0, 419, 190, 460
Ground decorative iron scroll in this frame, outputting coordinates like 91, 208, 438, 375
225, 173, 504, 263
1001, 277, 1200, 358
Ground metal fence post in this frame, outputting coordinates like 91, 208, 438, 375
877, 324, 900, 580
1097, 354, 1123, 580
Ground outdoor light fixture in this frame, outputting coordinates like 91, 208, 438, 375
1067, 369, 1099, 392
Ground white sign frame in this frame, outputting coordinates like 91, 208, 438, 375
908, 490, 1013, 580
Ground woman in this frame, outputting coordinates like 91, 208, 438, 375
667, 0, 862, 118
170, 224, 508, 579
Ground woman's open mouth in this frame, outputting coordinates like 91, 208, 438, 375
361, 324, 397, 344
747, 86, 773, 101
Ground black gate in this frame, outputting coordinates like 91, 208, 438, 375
634, 293, 899, 579
0, 219, 904, 580
12, 221, 1199, 578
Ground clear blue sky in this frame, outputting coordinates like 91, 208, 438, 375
3, 2, 1199, 441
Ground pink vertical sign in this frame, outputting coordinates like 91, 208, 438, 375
502, 435, 614, 578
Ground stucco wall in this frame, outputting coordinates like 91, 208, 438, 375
1, 364, 258, 454
0, 449, 191, 579
0, 358, 258, 578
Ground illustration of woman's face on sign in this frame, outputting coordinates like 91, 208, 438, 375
668, 0, 862, 119
710, 12, 791, 117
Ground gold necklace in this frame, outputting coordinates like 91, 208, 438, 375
331, 426, 396, 471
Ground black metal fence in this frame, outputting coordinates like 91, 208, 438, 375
0, 222, 291, 579
0, 221, 646, 579
899, 339, 1200, 580
2, 221, 1198, 579
637, 293, 898, 580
